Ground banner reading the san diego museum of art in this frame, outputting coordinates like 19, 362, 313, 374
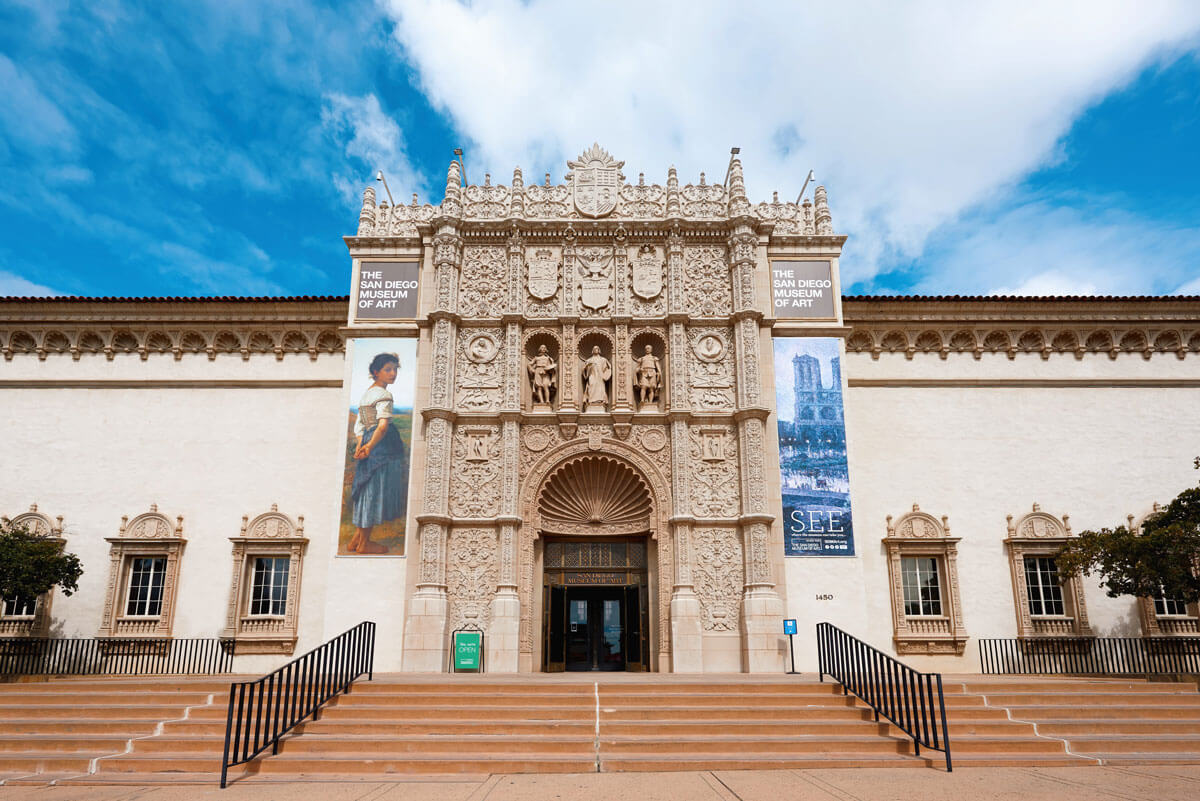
773, 337, 855, 556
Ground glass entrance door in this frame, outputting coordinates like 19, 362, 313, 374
564, 588, 625, 671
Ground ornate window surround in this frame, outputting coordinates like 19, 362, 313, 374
222, 505, 308, 654
0, 504, 64, 638
883, 505, 968, 655
1129, 504, 1200, 637
1004, 504, 1092, 639
99, 505, 186, 639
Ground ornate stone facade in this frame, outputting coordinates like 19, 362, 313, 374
352, 146, 818, 672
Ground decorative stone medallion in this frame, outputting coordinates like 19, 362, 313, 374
568, 143, 623, 218
639, 427, 667, 452
467, 333, 499, 363
524, 427, 552, 452
693, 333, 725, 362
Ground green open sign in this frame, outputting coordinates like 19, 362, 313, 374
453, 631, 482, 671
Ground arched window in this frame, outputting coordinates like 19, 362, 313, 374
883, 505, 968, 655
1004, 504, 1092, 639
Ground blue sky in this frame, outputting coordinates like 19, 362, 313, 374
2, 1, 1198, 298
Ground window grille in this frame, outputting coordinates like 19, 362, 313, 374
901, 556, 942, 616
2, 596, 37, 617
125, 556, 168, 617
1024, 556, 1065, 617
249, 557, 290, 616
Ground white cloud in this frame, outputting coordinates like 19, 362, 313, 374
321, 92, 424, 206
912, 196, 1200, 296
0, 269, 59, 297
0, 54, 78, 155
381, 0, 1200, 284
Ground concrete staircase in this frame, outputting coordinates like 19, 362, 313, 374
0, 674, 1197, 783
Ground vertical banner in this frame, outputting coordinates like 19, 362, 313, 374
773, 338, 855, 556
338, 338, 417, 556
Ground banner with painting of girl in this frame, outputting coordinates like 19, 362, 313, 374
773, 337, 855, 556
338, 338, 417, 556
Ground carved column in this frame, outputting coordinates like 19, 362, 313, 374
403, 220, 461, 671
489, 417, 521, 671
728, 224, 783, 673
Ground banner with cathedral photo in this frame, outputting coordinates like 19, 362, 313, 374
773, 338, 855, 556
338, 338, 417, 556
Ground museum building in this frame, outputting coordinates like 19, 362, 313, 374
2, 145, 1199, 675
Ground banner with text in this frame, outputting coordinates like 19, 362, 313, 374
773, 337, 855, 556
356, 261, 420, 319
771, 260, 835, 319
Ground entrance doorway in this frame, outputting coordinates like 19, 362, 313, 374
542, 538, 651, 672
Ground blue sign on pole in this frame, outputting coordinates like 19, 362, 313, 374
783, 619, 798, 635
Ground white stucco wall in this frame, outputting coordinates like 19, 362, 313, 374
783, 349, 1200, 672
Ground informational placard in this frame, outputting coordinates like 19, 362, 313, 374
773, 337, 855, 556
783, 619, 798, 635
771, 260, 835, 319
356, 261, 420, 319
453, 631, 482, 671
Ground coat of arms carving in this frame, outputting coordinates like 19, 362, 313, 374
632, 244, 663, 300
568, 143, 624, 218
527, 249, 559, 300
577, 250, 612, 312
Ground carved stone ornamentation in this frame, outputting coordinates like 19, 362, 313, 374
1004, 504, 1093, 640
520, 425, 562, 479
99, 505, 186, 639
568, 143, 624, 218
682, 245, 731, 317
577, 246, 614, 315
883, 505, 969, 656
687, 328, 736, 410
455, 329, 504, 412
458, 246, 508, 318
692, 527, 743, 631
526, 248, 560, 302
631, 244, 664, 300
446, 528, 499, 631
688, 426, 739, 518
449, 426, 502, 518
223, 505, 308, 655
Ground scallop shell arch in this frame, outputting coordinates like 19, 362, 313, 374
537, 455, 653, 536
518, 437, 673, 661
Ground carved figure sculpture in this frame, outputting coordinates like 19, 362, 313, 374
527, 345, 557, 406
581, 346, 612, 412
634, 345, 662, 407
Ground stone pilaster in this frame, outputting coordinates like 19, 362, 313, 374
489, 418, 521, 671
668, 416, 703, 672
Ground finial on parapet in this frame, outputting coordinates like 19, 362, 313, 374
446, 159, 461, 197
814, 185, 833, 235
727, 156, 750, 217
510, 166, 525, 216
357, 186, 377, 236
666, 165, 680, 217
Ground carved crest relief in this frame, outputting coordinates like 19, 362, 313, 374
577, 248, 613, 312
527, 249, 559, 300
631, 244, 663, 300
568, 143, 624, 218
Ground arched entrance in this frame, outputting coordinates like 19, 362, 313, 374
519, 443, 672, 672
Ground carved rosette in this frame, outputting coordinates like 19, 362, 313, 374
682, 245, 731, 316
446, 528, 499, 631
520, 424, 563, 479
688, 425, 739, 518
687, 327, 736, 411
692, 527, 742, 631
449, 426, 501, 518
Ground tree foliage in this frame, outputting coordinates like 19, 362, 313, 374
0, 519, 83, 602
1056, 487, 1200, 603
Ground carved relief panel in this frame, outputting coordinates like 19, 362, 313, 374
692, 527, 743, 631
446, 527, 499, 631
682, 245, 731, 317
524, 247, 562, 318
688, 425, 740, 518
687, 327, 736, 411
455, 329, 505, 412
449, 425, 502, 518
458, 245, 508, 318
628, 243, 666, 317
576, 245, 614, 319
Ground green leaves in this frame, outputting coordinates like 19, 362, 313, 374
1057, 487, 1200, 604
0, 520, 83, 601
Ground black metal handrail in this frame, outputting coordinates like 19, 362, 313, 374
0, 637, 234, 676
817, 622, 952, 771
980, 636, 1200, 676
220, 621, 375, 788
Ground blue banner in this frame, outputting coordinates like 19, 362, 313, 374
773, 338, 855, 556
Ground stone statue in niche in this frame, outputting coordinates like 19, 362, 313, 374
581, 346, 612, 412
526, 344, 557, 408
634, 345, 662, 408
